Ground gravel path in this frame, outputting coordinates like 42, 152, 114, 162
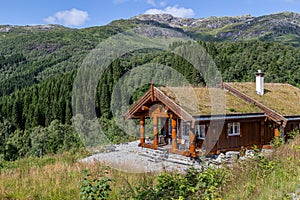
80, 140, 201, 173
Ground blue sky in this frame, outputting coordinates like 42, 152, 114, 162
1, 0, 300, 28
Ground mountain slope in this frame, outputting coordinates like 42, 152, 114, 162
133, 12, 300, 45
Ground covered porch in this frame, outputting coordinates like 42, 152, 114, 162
124, 85, 197, 157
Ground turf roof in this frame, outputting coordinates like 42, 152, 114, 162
227, 82, 300, 116
159, 87, 262, 115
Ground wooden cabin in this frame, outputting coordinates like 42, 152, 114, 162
124, 76, 300, 157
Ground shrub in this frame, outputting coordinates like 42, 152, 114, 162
80, 166, 113, 200
270, 136, 285, 148
132, 167, 229, 200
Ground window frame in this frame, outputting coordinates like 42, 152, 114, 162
227, 122, 241, 136
196, 124, 206, 140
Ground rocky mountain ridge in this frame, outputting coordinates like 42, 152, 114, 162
1, 12, 300, 45
133, 13, 254, 30
133, 12, 300, 45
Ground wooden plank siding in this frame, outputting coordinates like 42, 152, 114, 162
218, 121, 260, 150
264, 119, 276, 143
285, 121, 300, 134
195, 118, 270, 153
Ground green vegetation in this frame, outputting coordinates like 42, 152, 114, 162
80, 166, 113, 200
0, 132, 299, 199
224, 130, 300, 199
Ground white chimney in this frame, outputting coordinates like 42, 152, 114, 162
256, 69, 264, 95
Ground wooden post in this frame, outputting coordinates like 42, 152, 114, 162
139, 116, 145, 145
274, 127, 280, 137
171, 118, 177, 152
189, 122, 196, 157
153, 116, 158, 150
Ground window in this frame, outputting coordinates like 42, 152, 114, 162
196, 125, 206, 140
168, 119, 172, 135
181, 121, 190, 140
228, 122, 240, 136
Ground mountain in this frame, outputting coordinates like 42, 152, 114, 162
133, 12, 300, 45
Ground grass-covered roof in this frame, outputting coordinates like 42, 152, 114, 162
159, 87, 262, 115
227, 82, 300, 116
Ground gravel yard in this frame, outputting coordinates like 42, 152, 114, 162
81, 140, 271, 173
80, 140, 203, 173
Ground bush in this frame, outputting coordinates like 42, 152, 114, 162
270, 136, 285, 148
80, 166, 113, 200
132, 167, 229, 200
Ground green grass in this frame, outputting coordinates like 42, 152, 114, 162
223, 133, 300, 199
0, 134, 299, 199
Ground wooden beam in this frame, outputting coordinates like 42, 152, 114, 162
139, 116, 145, 145
141, 143, 154, 149
171, 118, 177, 153
141, 106, 149, 111
151, 83, 155, 102
153, 116, 158, 150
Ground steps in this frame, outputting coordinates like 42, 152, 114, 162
139, 147, 201, 166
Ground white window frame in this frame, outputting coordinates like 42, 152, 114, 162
228, 122, 240, 136
196, 124, 206, 140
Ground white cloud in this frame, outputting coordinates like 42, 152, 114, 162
44, 9, 89, 26
147, 0, 156, 6
144, 5, 195, 18
113, 0, 127, 4
114, 0, 166, 6
146, 0, 166, 7
158, 1, 166, 7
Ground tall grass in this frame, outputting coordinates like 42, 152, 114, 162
1, 134, 299, 199
0, 151, 155, 200
223, 134, 300, 199
0, 152, 88, 200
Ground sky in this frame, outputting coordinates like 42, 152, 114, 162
1, 0, 300, 28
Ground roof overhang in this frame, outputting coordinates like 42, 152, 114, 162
285, 116, 300, 122
124, 85, 194, 122
193, 113, 265, 121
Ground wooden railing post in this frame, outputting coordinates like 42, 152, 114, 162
139, 116, 145, 145
153, 116, 158, 150
171, 118, 177, 152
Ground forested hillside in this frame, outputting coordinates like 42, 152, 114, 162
0, 13, 300, 161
